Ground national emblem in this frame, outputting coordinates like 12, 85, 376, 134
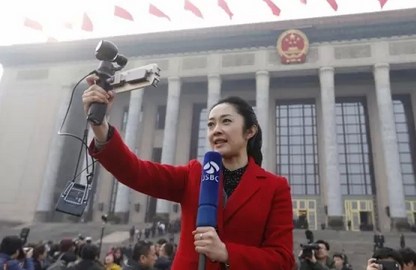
277, 29, 309, 64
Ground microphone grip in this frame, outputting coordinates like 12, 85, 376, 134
198, 254, 206, 270
87, 76, 111, 126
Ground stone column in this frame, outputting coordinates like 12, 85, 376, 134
319, 67, 344, 229
34, 84, 72, 222
256, 71, 270, 170
114, 89, 144, 223
373, 63, 408, 228
205, 74, 222, 152
156, 77, 181, 217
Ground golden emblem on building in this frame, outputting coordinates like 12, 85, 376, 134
277, 29, 309, 64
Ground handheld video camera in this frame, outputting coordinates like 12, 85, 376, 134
300, 243, 320, 259
373, 260, 400, 270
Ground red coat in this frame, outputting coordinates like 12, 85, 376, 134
90, 129, 294, 270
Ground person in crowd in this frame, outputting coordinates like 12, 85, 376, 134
82, 77, 294, 270
155, 239, 167, 258
67, 244, 103, 270
104, 253, 121, 270
366, 247, 404, 270
332, 253, 352, 270
0, 236, 34, 270
44, 244, 59, 268
154, 243, 173, 270
32, 244, 47, 270
56, 238, 77, 265
112, 248, 124, 266
400, 234, 406, 249
398, 248, 416, 270
299, 240, 334, 270
373, 230, 385, 252
129, 227, 135, 244
123, 241, 157, 270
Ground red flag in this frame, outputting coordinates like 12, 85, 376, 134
326, 0, 338, 11
262, 0, 281, 16
24, 18, 42, 31
114, 5, 134, 21
378, 0, 388, 8
184, 0, 203, 19
149, 4, 171, 21
300, 0, 307, 4
82, 13, 93, 32
218, 0, 233, 19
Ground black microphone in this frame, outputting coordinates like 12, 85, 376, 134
196, 151, 222, 270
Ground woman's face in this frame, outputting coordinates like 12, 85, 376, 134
105, 254, 114, 264
208, 103, 248, 158
114, 249, 121, 258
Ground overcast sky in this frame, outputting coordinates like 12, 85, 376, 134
0, 0, 415, 80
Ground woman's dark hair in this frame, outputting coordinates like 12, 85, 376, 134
162, 243, 174, 259
33, 244, 46, 260
48, 243, 60, 257
0, 236, 24, 256
80, 244, 99, 260
210, 96, 263, 166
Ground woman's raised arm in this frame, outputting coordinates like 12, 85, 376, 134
89, 127, 194, 203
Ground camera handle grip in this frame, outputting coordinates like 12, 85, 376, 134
87, 72, 113, 126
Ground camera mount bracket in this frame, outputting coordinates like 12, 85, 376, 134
111, 63, 161, 94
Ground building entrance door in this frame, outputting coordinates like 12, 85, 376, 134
292, 199, 317, 230
344, 200, 375, 231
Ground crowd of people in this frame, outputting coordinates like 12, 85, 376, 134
1, 228, 415, 270
296, 238, 416, 270
0, 232, 177, 270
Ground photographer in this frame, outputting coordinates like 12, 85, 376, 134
398, 248, 416, 270
366, 247, 404, 270
299, 240, 334, 270
333, 253, 352, 270
0, 236, 34, 270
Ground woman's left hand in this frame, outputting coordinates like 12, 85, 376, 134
193, 227, 228, 263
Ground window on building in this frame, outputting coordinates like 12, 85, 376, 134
336, 98, 375, 195
393, 95, 416, 196
276, 100, 320, 195
155, 105, 166, 129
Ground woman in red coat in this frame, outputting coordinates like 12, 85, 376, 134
82, 75, 294, 270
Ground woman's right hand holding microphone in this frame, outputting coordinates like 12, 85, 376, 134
82, 75, 116, 142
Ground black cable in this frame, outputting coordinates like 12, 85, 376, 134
57, 71, 97, 185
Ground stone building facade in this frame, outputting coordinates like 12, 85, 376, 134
0, 8, 416, 231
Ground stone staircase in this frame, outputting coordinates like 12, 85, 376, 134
0, 223, 137, 244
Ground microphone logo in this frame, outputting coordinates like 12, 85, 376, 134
203, 161, 220, 174
202, 161, 220, 182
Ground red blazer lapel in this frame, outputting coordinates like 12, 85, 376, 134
223, 158, 267, 224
